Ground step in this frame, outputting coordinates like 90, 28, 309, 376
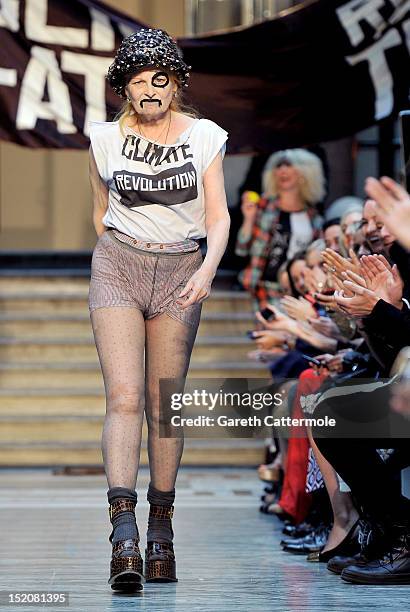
0, 277, 90, 292
0, 361, 269, 388
0, 277, 262, 468
0, 311, 255, 338
0, 416, 104, 443
0, 294, 89, 313
0, 336, 255, 363
0, 407, 270, 443
0, 389, 105, 415
0, 290, 252, 314
0, 382, 272, 416
0, 439, 263, 467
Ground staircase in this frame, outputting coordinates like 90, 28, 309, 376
0, 277, 268, 467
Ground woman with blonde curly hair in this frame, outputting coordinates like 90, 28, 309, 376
235, 148, 325, 311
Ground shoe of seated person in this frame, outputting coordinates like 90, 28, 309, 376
257, 463, 281, 483
341, 529, 410, 584
282, 524, 330, 554
317, 519, 361, 563
327, 519, 396, 575
282, 521, 313, 538
327, 552, 371, 574
280, 526, 316, 548
266, 502, 284, 514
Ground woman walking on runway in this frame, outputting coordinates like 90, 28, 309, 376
88, 28, 229, 591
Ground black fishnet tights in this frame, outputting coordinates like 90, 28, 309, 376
90, 307, 199, 492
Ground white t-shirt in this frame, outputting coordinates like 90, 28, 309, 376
286, 211, 314, 259
89, 117, 228, 242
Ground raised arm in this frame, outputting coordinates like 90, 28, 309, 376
235, 192, 260, 257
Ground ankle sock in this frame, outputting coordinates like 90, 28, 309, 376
147, 483, 175, 544
107, 486, 139, 543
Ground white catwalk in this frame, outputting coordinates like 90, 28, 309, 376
0, 467, 408, 612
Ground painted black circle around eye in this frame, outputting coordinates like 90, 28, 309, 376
151, 71, 170, 88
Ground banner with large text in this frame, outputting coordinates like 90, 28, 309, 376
0, 0, 410, 152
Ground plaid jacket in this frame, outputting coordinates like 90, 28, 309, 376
235, 197, 322, 308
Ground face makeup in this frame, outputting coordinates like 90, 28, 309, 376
126, 69, 176, 118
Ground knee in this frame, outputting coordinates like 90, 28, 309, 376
107, 385, 144, 414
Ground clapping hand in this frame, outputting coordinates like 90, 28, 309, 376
365, 176, 410, 250
358, 254, 403, 309
280, 295, 317, 322
322, 248, 360, 282
336, 254, 404, 316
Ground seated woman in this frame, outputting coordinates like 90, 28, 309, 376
235, 149, 325, 312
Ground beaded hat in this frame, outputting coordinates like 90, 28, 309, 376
106, 28, 191, 99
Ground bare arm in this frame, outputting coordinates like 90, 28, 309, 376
255, 306, 338, 352
235, 192, 258, 256
177, 151, 230, 308
89, 145, 108, 237
202, 151, 231, 274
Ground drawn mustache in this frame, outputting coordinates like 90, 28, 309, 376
139, 99, 162, 108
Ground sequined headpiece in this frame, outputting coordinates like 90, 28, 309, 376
106, 28, 191, 99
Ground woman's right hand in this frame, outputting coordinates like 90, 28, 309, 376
240, 191, 259, 222
255, 305, 296, 334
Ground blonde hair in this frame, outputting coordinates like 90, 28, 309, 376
306, 238, 326, 255
113, 72, 200, 138
262, 149, 326, 206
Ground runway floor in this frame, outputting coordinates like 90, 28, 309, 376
0, 467, 408, 612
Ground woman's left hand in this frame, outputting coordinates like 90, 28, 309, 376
177, 265, 214, 308
333, 285, 379, 317
359, 255, 403, 308
322, 248, 360, 281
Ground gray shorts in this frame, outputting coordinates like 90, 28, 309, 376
88, 229, 204, 329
